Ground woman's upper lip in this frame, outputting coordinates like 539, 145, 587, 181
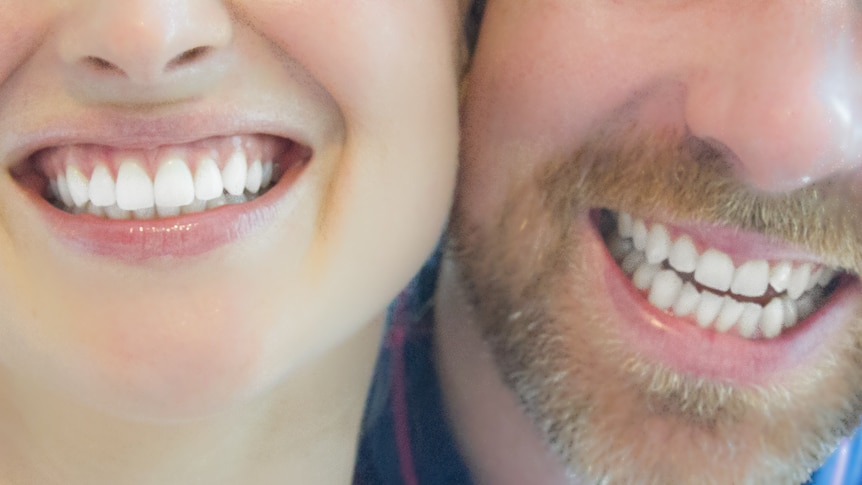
1, 108, 317, 169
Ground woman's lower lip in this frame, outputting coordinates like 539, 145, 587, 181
33, 161, 305, 262
583, 215, 859, 384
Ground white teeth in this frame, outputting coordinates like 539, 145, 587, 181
618, 212, 634, 238
695, 291, 723, 328
632, 263, 660, 290
668, 235, 698, 274
194, 158, 224, 201
66, 165, 90, 208
206, 195, 227, 210
153, 159, 195, 210
246, 159, 263, 193
621, 251, 646, 276
715, 296, 744, 333
645, 224, 671, 265
672, 282, 700, 317
796, 294, 817, 320
809, 267, 824, 290
787, 263, 813, 300
50, 151, 279, 220
769, 261, 792, 293
133, 207, 155, 220
738, 303, 763, 338
694, 249, 734, 292
181, 198, 207, 214
116, 160, 154, 211
261, 161, 274, 188
608, 211, 840, 340
225, 193, 248, 205
103, 204, 130, 220
782, 297, 798, 328
760, 298, 784, 339
730, 259, 770, 297
222, 151, 248, 196
56, 173, 75, 208
89, 164, 116, 207
86, 202, 104, 217
647, 270, 682, 310
155, 205, 180, 218
632, 219, 648, 251
609, 236, 634, 261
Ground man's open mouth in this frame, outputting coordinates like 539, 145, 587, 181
13, 134, 310, 220
598, 209, 849, 340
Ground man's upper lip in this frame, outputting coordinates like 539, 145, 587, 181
1, 108, 316, 168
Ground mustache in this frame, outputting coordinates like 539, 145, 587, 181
535, 122, 862, 273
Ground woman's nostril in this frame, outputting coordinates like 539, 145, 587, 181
83, 56, 124, 75
57, 2, 234, 104
80, 45, 216, 79
167, 46, 212, 71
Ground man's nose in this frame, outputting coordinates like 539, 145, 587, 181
683, 3, 862, 193
56, 0, 233, 105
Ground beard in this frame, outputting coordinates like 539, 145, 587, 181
449, 120, 862, 484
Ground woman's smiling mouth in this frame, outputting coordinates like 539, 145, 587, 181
10, 133, 313, 260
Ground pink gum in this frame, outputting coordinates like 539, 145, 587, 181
623, 212, 831, 268
35, 134, 289, 179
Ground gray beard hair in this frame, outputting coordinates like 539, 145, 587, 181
449, 122, 862, 484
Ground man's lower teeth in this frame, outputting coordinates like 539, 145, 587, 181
603, 210, 838, 340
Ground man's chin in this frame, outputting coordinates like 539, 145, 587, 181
537, 317, 858, 484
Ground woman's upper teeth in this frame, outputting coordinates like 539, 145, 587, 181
40, 135, 280, 219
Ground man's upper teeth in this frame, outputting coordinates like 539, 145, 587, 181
615, 212, 835, 298
610, 211, 839, 339
48, 150, 275, 219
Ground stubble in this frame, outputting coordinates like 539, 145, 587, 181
450, 122, 862, 484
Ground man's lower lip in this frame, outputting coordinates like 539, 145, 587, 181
583, 213, 860, 383
32, 161, 304, 262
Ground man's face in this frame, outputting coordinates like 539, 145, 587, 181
456, 1, 862, 483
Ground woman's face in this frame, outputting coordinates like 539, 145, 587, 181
0, 1, 461, 421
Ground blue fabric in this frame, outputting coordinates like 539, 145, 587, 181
808, 428, 862, 485
353, 253, 472, 485
354, 255, 862, 484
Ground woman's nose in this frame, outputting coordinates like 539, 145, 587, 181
56, 0, 233, 105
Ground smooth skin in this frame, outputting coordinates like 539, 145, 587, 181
0, 1, 465, 484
